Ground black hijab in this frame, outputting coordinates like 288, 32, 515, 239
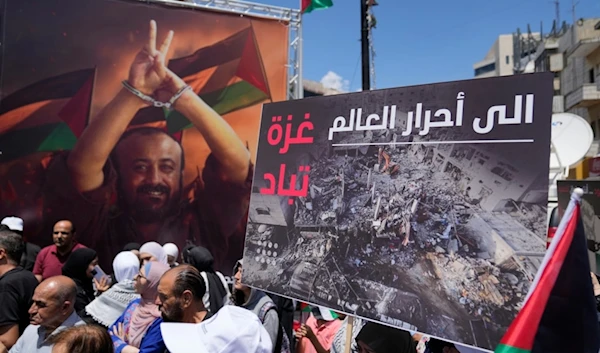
186, 246, 227, 313
123, 242, 141, 251
62, 248, 97, 310
356, 323, 417, 353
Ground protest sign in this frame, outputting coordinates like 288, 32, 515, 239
243, 73, 553, 350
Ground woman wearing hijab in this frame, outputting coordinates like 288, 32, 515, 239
181, 244, 195, 264
185, 246, 230, 313
162, 243, 179, 268
85, 251, 141, 328
109, 261, 170, 353
123, 243, 141, 258
62, 248, 99, 316
355, 323, 417, 353
138, 242, 168, 265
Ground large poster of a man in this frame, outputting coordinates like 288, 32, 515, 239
0, 0, 289, 272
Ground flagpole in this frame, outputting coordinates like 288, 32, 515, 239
298, 1, 304, 99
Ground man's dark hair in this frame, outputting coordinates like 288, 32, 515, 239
54, 219, 76, 234
111, 127, 185, 171
426, 338, 456, 353
173, 265, 206, 302
0, 230, 24, 265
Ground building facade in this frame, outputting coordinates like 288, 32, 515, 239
473, 33, 541, 78
559, 19, 600, 137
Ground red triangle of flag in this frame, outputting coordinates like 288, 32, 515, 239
236, 29, 270, 96
58, 73, 94, 138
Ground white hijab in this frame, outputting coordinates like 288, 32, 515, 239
85, 251, 141, 327
139, 242, 168, 264
113, 251, 140, 282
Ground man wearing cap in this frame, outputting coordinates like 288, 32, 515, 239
1, 216, 40, 272
295, 307, 342, 353
160, 305, 272, 353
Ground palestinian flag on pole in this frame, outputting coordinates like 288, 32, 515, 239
301, 0, 333, 13
494, 188, 600, 353
300, 303, 311, 313
300, 303, 339, 320
130, 25, 271, 135
0, 68, 95, 162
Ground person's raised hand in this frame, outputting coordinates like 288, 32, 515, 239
94, 276, 110, 293
128, 20, 174, 96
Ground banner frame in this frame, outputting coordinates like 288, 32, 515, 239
128, 0, 303, 100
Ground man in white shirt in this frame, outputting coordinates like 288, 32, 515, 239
9, 276, 84, 353
161, 305, 272, 353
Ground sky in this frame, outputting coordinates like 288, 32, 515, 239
256, 0, 599, 92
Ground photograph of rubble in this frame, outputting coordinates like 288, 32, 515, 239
243, 74, 553, 351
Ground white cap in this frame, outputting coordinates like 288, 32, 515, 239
318, 306, 337, 321
163, 243, 179, 259
161, 306, 272, 353
1, 217, 23, 232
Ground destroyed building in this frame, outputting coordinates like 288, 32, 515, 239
244, 105, 549, 350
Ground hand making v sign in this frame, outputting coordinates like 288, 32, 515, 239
128, 20, 174, 96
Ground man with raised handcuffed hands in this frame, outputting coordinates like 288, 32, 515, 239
43, 20, 252, 272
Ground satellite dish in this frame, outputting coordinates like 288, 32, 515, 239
549, 112, 593, 170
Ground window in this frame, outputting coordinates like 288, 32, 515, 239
475, 62, 495, 76
506, 55, 510, 64
590, 69, 596, 84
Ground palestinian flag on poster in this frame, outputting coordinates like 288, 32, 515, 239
301, 0, 333, 13
0, 68, 95, 162
130, 25, 271, 135
494, 189, 600, 353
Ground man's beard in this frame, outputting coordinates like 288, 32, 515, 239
161, 301, 185, 323
130, 183, 176, 223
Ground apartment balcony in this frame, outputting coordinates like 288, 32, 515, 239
565, 84, 600, 110
568, 38, 600, 57
552, 95, 564, 113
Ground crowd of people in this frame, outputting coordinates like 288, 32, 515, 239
0, 216, 468, 353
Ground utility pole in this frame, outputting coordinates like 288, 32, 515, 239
552, 0, 560, 28
360, 0, 370, 91
571, 0, 578, 44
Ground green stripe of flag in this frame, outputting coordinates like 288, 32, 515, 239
165, 80, 269, 134
495, 344, 531, 353
0, 123, 76, 162
37, 123, 77, 152
302, 0, 333, 13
